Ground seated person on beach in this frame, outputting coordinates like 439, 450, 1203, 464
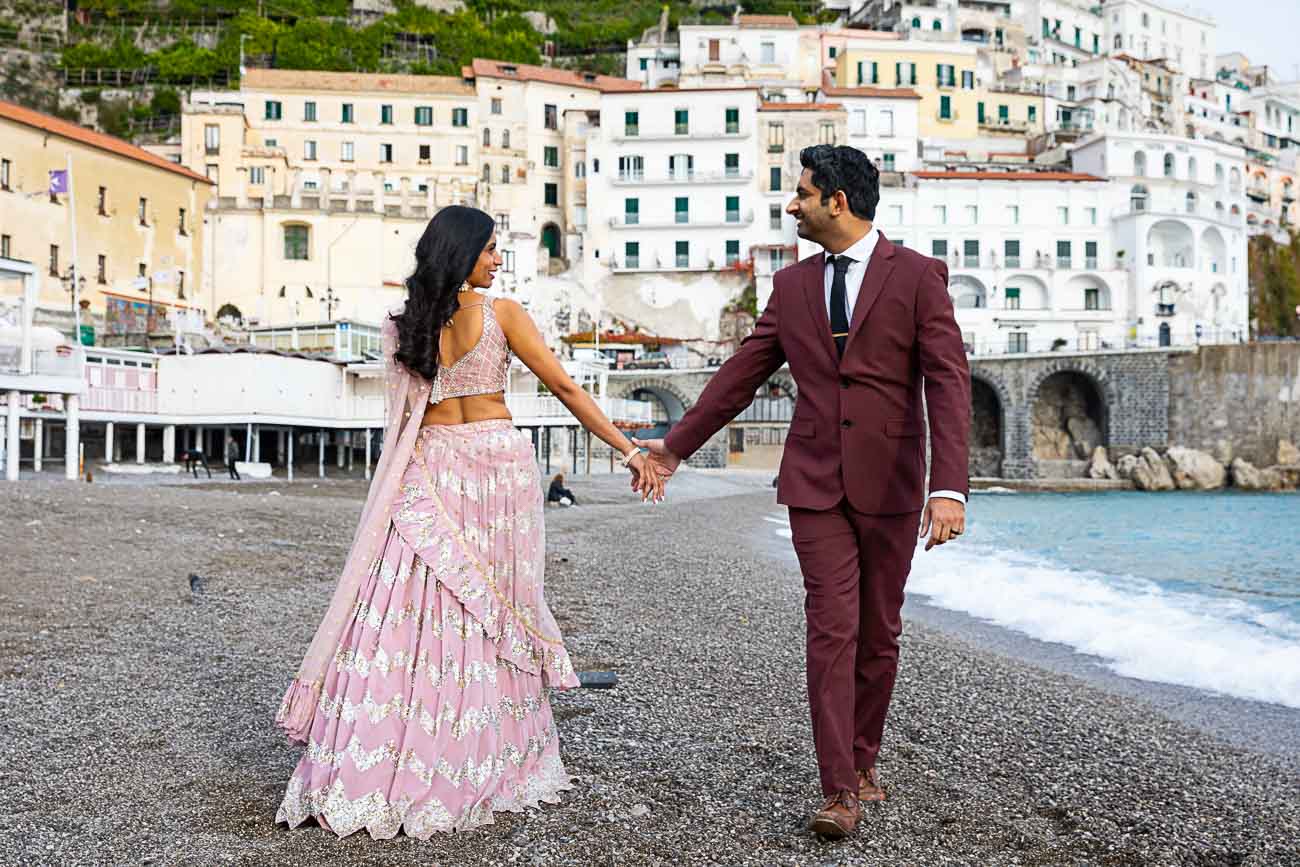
547, 472, 577, 506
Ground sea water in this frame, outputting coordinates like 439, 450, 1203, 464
906, 491, 1300, 708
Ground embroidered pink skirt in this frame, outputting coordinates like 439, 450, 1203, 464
276, 420, 580, 839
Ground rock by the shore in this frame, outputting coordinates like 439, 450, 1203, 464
1230, 458, 1283, 491
1279, 438, 1300, 466
1129, 447, 1176, 491
1165, 446, 1226, 490
1087, 446, 1119, 480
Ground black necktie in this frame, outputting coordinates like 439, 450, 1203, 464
828, 255, 854, 357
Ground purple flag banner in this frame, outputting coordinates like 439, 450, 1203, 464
49, 169, 69, 195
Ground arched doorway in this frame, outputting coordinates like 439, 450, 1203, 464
1158, 322, 1171, 347
970, 377, 1003, 477
627, 385, 688, 440
540, 223, 561, 259
1031, 371, 1107, 472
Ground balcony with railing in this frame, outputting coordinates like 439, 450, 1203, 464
612, 126, 749, 143
979, 116, 1030, 133
609, 210, 754, 229
1246, 182, 1271, 202
610, 169, 753, 186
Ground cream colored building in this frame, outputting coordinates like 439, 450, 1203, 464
0, 99, 212, 341
834, 41, 981, 141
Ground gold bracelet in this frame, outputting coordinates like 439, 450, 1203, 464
618, 448, 640, 467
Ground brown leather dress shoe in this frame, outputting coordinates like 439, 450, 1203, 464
857, 767, 886, 802
808, 790, 860, 838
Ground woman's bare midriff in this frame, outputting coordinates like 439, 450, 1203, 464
420, 392, 512, 427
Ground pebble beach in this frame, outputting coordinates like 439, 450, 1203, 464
1, 472, 1297, 866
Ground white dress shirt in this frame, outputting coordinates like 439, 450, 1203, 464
823, 227, 966, 508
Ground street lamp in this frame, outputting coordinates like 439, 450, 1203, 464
60, 267, 85, 319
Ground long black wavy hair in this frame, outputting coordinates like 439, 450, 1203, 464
391, 205, 495, 382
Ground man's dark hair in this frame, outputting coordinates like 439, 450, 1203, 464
798, 145, 880, 221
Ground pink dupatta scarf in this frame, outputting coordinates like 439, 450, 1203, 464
275, 309, 565, 743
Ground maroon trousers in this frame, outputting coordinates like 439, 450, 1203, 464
788, 500, 922, 796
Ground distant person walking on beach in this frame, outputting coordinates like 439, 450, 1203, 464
273, 206, 664, 840
547, 472, 577, 506
225, 436, 241, 481
636, 146, 970, 838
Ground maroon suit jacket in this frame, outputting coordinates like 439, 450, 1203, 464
665, 233, 971, 515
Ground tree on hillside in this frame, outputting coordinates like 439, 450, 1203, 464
1249, 231, 1300, 338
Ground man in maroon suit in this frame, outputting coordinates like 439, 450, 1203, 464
635, 145, 970, 838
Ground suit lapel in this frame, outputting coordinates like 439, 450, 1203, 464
843, 233, 895, 356
802, 252, 839, 365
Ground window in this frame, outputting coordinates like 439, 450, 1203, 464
1084, 287, 1100, 310
1056, 240, 1071, 268
137, 197, 148, 226
725, 107, 739, 134
1, 235, 9, 258
97, 254, 107, 284
768, 122, 784, 152
0, 158, 9, 190
96, 185, 107, 216
415, 106, 433, 126
452, 108, 468, 127
937, 64, 955, 87
932, 18, 941, 30
882, 153, 895, 172
501, 250, 515, 273
1134, 151, 1147, 176
48, 244, 58, 276
998, 104, 1009, 124
978, 102, 985, 124
760, 41, 775, 64
726, 239, 740, 265
283, 225, 309, 260
769, 248, 786, 271
1067, 85, 1076, 101
204, 124, 220, 154
640, 57, 648, 71
675, 240, 689, 268
502, 129, 510, 149
250, 166, 265, 185
304, 101, 317, 122
1085, 241, 1098, 268
263, 138, 277, 148
932, 239, 948, 258
770, 204, 782, 229
1163, 153, 1175, 177
543, 183, 557, 206
819, 122, 835, 145
380, 143, 394, 163
725, 153, 740, 177
625, 241, 640, 268
725, 195, 740, 223
961, 70, 974, 89
1130, 184, 1148, 212
769, 166, 782, 192
483, 127, 491, 147
965, 205, 978, 224
455, 145, 468, 165
675, 196, 689, 224
878, 109, 894, 137
935, 205, 947, 224
1086, 207, 1097, 225
501, 164, 512, 184
1058, 206, 1069, 225
482, 163, 492, 182
419, 144, 431, 162
894, 62, 915, 85
1007, 205, 1019, 224
543, 146, 559, 168
963, 239, 979, 265
708, 39, 720, 62
939, 96, 952, 120
491, 98, 502, 115
1008, 332, 1029, 353
1004, 239, 1020, 267
304, 140, 317, 161
828, 46, 837, 60
544, 104, 558, 130
851, 109, 866, 135
341, 103, 354, 123
177, 207, 187, 235
625, 198, 639, 224
264, 100, 282, 120
380, 104, 393, 125
911, 16, 921, 28
176, 270, 185, 298
1004, 287, 1021, 310
619, 155, 644, 180
575, 160, 586, 178
675, 108, 689, 135
625, 111, 639, 136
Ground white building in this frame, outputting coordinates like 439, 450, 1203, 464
675, 15, 806, 100
1024, 0, 1107, 66
820, 83, 923, 172
1103, 0, 1215, 79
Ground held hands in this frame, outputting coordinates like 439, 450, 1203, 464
919, 497, 966, 551
625, 450, 666, 503
630, 438, 680, 483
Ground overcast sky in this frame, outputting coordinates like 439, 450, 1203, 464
1211, 1, 1300, 81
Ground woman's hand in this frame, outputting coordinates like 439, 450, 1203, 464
626, 451, 665, 503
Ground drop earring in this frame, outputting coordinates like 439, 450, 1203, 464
458, 281, 472, 293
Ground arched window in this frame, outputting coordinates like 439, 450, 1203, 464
501, 164, 511, 184
502, 129, 510, 149
482, 163, 491, 182
1130, 184, 1149, 212
1229, 167, 1242, 192
932, 18, 942, 30
1113, 34, 1122, 49
911, 15, 921, 27
1187, 156, 1197, 181
1215, 163, 1224, 186
1185, 191, 1197, 213
1134, 151, 1147, 176
1215, 200, 1225, 218
1163, 153, 1175, 177
483, 127, 491, 147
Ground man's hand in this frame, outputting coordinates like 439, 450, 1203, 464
630, 438, 681, 487
919, 497, 965, 551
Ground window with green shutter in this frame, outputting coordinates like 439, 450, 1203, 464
998, 104, 1009, 122
871, 61, 878, 83
415, 106, 433, 126
1004, 287, 1021, 310
882, 152, 895, 171
769, 166, 781, 192
625, 241, 640, 268
725, 107, 739, 134
978, 102, 985, 123
675, 240, 689, 268
1057, 240, 1071, 267
1004, 239, 1020, 266
341, 103, 353, 123
625, 111, 639, 136
283, 224, 309, 260
625, 198, 639, 225
726, 240, 740, 265
675, 109, 689, 135
1028, 105, 1037, 123
725, 195, 740, 223
380, 104, 393, 125
725, 153, 740, 177
452, 107, 468, 127
544, 183, 558, 206
543, 146, 559, 168
857, 61, 864, 85
675, 197, 689, 223
932, 239, 948, 258
940, 95, 952, 120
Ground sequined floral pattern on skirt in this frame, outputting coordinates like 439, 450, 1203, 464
277, 421, 579, 839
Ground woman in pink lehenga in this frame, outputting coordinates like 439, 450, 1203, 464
274, 206, 663, 839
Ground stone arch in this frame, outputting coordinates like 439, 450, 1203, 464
1065, 273, 1112, 310
610, 376, 695, 437
1147, 219, 1194, 267
1001, 273, 1049, 309
949, 273, 988, 309
969, 371, 1010, 477
1027, 363, 1115, 475
1201, 226, 1226, 275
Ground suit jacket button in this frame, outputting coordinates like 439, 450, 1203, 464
841, 419, 852, 429
840, 378, 849, 389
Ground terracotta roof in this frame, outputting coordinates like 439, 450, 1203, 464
0, 99, 211, 185
818, 29, 903, 40
467, 58, 641, 93
241, 68, 473, 96
562, 330, 683, 345
736, 14, 798, 29
913, 170, 1105, 182
759, 102, 844, 111
821, 85, 922, 100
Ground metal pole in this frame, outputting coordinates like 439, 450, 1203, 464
364, 427, 372, 481
66, 152, 81, 340
287, 430, 294, 481
33, 419, 43, 473
5, 390, 21, 481
571, 425, 578, 474
64, 394, 79, 480
245, 422, 253, 461
586, 429, 592, 474
318, 428, 325, 478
